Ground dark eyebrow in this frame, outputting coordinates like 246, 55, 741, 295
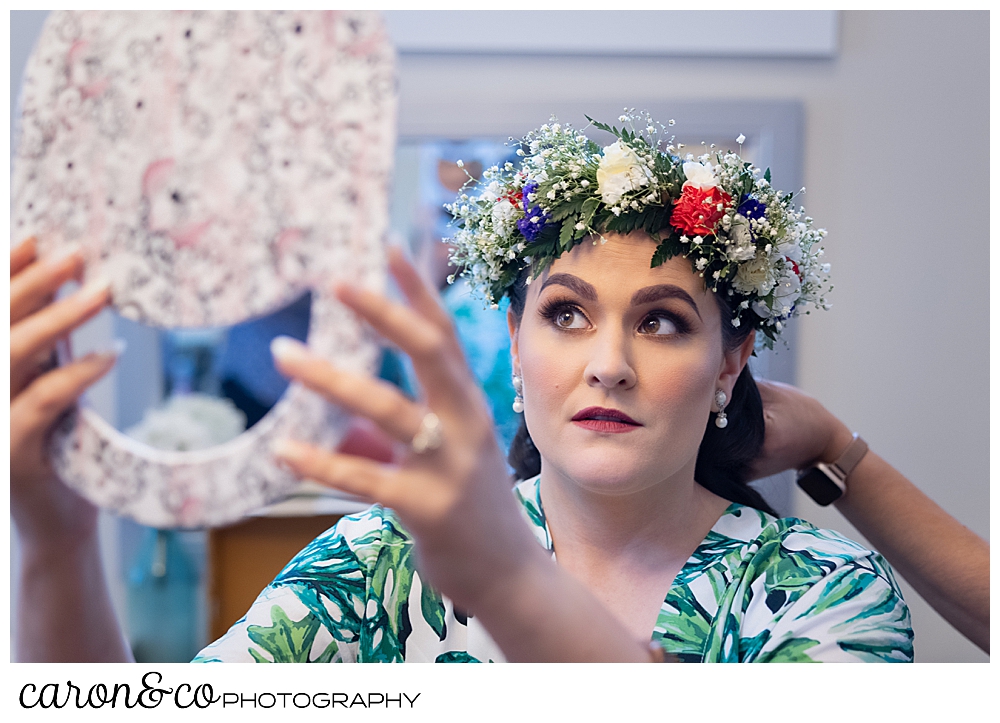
538, 273, 597, 301
630, 284, 702, 320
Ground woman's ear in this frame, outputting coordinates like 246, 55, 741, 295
507, 307, 521, 373
717, 333, 756, 397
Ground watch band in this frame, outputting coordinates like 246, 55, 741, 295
827, 433, 868, 483
796, 433, 869, 506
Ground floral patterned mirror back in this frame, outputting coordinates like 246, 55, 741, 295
11, 10, 397, 528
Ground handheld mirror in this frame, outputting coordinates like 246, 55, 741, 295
11, 10, 397, 528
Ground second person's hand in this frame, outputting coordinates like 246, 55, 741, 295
749, 379, 855, 481
10, 237, 119, 547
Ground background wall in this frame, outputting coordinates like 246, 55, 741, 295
390, 10, 989, 662
11, 10, 989, 662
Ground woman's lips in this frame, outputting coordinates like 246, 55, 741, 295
571, 406, 642, 434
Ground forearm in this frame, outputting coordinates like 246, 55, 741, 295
753, 380, 989, 653
472, 548, 652, 663
831, 449, 989, 653
15, 531, 133, 662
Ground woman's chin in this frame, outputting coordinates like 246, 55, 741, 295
542, 447, 667, 495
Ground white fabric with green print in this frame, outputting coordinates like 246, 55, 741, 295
194, 477, 913, 663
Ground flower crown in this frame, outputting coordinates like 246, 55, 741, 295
444, 111, 831, 348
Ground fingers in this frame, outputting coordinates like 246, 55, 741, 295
272, 439, 397, 503
337, 418, 396, 464
10, 236, 38, 277
11, 350, 119, 439
334, 283, 474, 413
10, 244, 85, 325
271, 336, 424, 444
11, 278, 111, 395
334, 283, 445, 362
386, 246, 457, 339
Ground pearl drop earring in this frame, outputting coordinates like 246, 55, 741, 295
512, 374, 524, 414
714, 389, 728, 429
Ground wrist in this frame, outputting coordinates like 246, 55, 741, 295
11, 470, 101, 549
797, 428, 870, 507
14, 504, 101, 560
18, 526, 103, 582
814, 417, 855, 469
470, 542, 552, 619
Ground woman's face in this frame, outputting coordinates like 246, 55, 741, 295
509, 231, 751, 496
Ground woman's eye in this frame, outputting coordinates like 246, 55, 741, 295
553, 307, 588, 329
639, 314, 679, 336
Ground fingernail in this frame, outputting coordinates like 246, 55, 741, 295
270, 335, 310, 362
79, 276, 112, 301
271, 438, 307, 463
334, 282, 359, 300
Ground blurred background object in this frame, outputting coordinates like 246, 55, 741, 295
126, 527, 200, 663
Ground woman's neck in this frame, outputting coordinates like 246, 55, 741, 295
536, 461, 732, 641
537, 461, 730, 569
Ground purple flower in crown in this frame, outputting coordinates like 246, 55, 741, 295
737, 196, 767, 221
521, 180, 539, 213
517, 179, 551, 242
517, 213, 550, 242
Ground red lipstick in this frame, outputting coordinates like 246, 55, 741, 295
571, 406, 642, 434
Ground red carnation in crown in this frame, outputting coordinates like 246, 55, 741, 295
671, 185, 731, 237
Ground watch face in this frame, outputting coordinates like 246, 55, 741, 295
797, 467, 844, 506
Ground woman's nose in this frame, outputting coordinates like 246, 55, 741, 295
583, 329, 637, 390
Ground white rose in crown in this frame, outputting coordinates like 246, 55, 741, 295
597, 141, 653, 205
682, 161, 718, 189
734, 251, 776, 296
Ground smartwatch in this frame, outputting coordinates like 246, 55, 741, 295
796, 433, 869, 506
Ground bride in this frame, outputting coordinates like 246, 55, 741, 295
11, 112, 915, 662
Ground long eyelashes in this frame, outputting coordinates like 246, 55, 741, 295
639, 311, 692, 336
537, 297, 580, 320
537, 296, 693, 337
537, 297, 588, 330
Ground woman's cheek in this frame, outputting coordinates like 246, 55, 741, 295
519, 330, 575, 440
643, 350, 718, 427
520, 354, 563, 415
